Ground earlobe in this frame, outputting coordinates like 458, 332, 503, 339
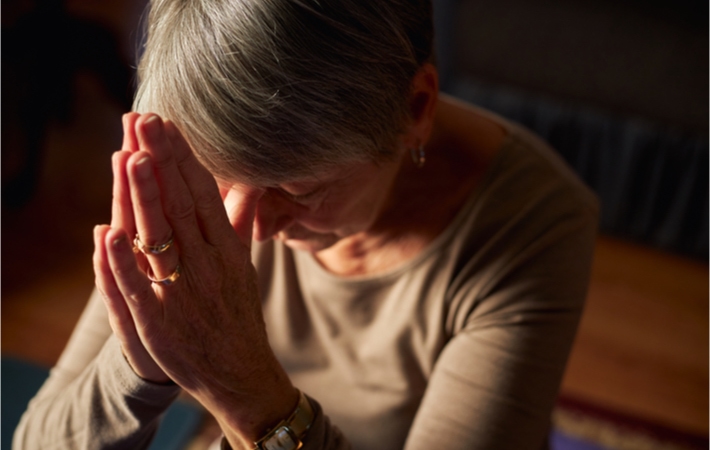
404, 63, 439, 150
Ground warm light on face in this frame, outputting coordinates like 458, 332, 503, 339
220, 157, 404, 253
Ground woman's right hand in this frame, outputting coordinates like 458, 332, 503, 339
93, 113, 170, 384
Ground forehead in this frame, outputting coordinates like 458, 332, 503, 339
216, 160, 381, 190
278, 164, 364, 189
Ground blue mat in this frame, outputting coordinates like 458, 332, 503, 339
1, 357, 203, 450
550, 430, 607, 450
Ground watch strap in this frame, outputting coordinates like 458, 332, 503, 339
254, 390, 314, 450
219, 390, 314, 450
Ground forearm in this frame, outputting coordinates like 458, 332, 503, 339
13, 335, 180, 450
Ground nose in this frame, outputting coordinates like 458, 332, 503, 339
253, 190, 297, 242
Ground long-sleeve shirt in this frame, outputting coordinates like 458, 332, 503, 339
14, 108, 598, 450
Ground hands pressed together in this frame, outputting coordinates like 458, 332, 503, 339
92, 113, 298, 449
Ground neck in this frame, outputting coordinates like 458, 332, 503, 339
314, 96, 507, 277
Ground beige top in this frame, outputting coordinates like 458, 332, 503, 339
14, 115, 598, 450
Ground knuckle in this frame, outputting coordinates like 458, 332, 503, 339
141, 231, 173, 247
174, 148, 193, 168
138, 188, 162, 208
165, 197, 195, 222
126, 284, 153, 305
195, 190, 222, 212
112, 263, 131, 278
112, 263, 140, 285
152, 152, 173, 172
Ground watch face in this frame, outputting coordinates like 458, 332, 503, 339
264, 426, 299, 450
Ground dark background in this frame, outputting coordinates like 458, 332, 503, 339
434, 0, 708, 258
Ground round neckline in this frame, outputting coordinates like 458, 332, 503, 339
294, 130, 516, 286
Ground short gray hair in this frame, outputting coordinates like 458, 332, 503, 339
134, 0, 434, 185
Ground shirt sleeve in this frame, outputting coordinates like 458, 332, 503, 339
13, 288, 181, 450
403, 200, 598, 449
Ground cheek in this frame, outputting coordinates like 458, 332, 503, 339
296, 200, 347, 230
299, 190, 376, 232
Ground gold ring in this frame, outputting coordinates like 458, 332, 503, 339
146, 263, 181, 286
134, 233, 174, 255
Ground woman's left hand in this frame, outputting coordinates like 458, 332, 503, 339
94, 114, 298, 448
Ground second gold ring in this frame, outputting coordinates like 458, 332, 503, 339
134, 233, 174, 255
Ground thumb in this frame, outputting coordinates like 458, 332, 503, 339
223, 186, 262, 248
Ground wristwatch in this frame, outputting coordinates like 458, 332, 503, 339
220, 390, 314, 450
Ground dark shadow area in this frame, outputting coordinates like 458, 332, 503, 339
2, 0, 132, 209
434, 0, 709, 258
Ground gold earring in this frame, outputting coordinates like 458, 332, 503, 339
410, 144, 425, 168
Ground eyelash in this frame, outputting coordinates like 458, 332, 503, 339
290, 193, 313, 202
280, 188, 320, 203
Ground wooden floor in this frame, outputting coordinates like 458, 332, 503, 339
562, 237, 708, 436
2, 5, 708, 443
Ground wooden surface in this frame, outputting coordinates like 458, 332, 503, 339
561, 236, 709, 435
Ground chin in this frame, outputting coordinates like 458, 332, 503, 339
276, 227, 341, 252
282, 239, 330, 252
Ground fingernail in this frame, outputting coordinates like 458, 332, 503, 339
136, 156, 152, 179
143, 115, 161, 139
112, 234, 126, 249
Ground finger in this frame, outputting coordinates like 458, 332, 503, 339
94, 225, 170, 383
127, 152, 181, 280
163, 119, 241, 245
93, 225, 141, 344
217, 181, 231, 201
122, 113, 141, 152
104, 227, 163, 329
94, 225, 122, 311
223, 186, 261, 248
215, 177, 262, 246
134, 115, 205, 254
111, 150, 136, 234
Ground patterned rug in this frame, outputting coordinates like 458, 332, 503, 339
551, 396, 708, 450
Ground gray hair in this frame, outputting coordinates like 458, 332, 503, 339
134, 0, 434, 185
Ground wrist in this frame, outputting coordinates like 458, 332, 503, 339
215, 384, 299, 450
221, 389, 314, 450
119, 346, 172, 385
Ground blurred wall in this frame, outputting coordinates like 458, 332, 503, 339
436, 0, 708, 135
434, 0, 709, 257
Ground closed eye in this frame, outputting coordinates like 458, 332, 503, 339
278, 186, 324, 203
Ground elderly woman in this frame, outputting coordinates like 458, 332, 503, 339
14, 0, 598, 449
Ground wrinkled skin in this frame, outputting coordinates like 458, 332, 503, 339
93, 113, 297, 449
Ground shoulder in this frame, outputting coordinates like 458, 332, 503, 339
440, 105, 599, 333
458, 105, 599, 241
435, 94, 598, 225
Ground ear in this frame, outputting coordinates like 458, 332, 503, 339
401, 63, 439, 151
